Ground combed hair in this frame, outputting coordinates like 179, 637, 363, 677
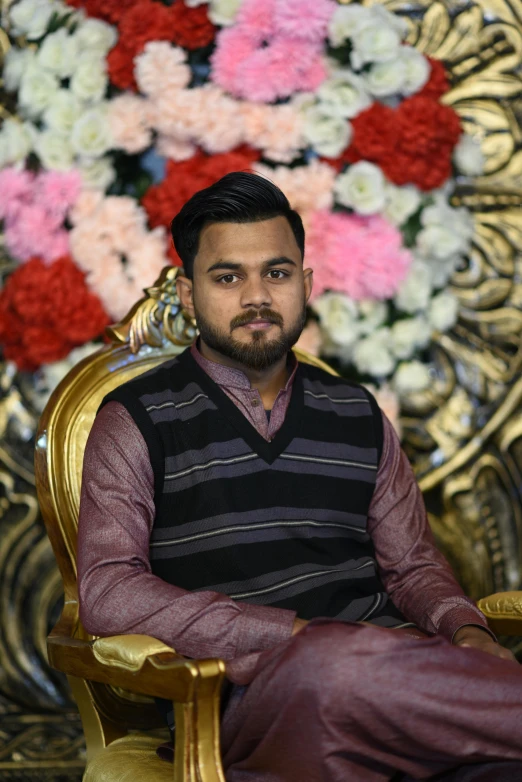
170, 171, 305, 279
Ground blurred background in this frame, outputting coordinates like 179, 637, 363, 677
1, 0, 522, 778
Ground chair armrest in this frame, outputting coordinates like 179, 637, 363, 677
47, 633, 226, 703
477, 591, 522, 636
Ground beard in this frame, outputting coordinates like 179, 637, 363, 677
194, 300, 307, 372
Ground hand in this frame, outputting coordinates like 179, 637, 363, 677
453, 625, 516, 662
292, 617, 309, 636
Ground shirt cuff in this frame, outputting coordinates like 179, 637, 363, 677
436, 603, 496, 643
233, 602, 296, 656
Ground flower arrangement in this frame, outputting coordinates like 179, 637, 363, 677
0, 0, 486, 422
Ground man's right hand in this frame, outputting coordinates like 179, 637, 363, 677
292, 618, 309, 635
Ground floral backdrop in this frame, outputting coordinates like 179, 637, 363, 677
0, 0, 486, 431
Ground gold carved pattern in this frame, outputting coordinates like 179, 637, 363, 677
1, 0, 522, 774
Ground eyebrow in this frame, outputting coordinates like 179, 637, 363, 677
206, 256, 297, 274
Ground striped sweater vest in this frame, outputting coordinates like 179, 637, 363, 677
101, 347, 406, 627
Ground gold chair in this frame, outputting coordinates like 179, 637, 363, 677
34, 267, 522, 782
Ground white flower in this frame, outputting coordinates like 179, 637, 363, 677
35, 129, 74, 170
2, 47, 35, 92
364, 58, 406, 97
358, 300, 388, 336
313, 292, 359, 349
426, 256, 460, 288
399, 46, 430, 96
185, 0, 208, 5
353, 328, 395, 378
428, 292, 459, 332
394, 260, 433, 313
384, 183, 421, 226
416, 197, 474, 261
77, 156, 116, 191
334, 161, 386, 215
18, 64, 60, 118
0, 118, 33, 166
328, 5, 373, 47
302, 104, 352, 158
351, 21, 402, 70
417, 224, 466, 262
70, 107, 113, 158
208, 0, 242, 26
9, 0, 55, 39
42, 89, 82, 135
453, 134, 485, 176
317, 70, 372, 119
393, 360, 431, 395
73, 18, 117, 55
369, 5, 409, 39
70, 55, 108, 103
390, 316, 431, 360
421, 195, 474, 244
37, 28, 79, 78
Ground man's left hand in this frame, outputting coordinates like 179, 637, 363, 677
453, 625, 517, 662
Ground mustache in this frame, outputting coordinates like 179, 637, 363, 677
230, 308, 284, 330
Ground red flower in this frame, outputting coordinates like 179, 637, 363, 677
169, 0, 216, 50
0, 257, 110, 371
119, 0, 174, 52
107, 41, 139, 91
142, 146, 261, 230
65, 0, 138, 24
342, 103, 398, 167
418, 57, 450, 101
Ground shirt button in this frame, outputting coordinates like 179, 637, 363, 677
251, 398, 260, 407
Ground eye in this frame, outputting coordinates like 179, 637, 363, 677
217, 274, 240, 284
266, 269, 288, 280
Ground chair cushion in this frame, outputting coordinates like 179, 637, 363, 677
92, 634, 175, 671
83, 734, 172, 782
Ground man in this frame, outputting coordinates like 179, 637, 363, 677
78, 172, 522, 782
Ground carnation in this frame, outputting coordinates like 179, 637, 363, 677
134, 42, 191, 97
253, 160, 335, 214
108, 94, 152, 154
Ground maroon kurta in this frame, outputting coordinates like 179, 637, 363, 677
77, 345, 522, 781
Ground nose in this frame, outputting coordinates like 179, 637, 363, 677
239, 276, 273, 310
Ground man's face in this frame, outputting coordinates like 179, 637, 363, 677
177, 216, 313, 371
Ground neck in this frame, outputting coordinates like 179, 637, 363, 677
198, 338, 289, 406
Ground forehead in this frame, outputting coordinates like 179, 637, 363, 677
195, 217, 301, 268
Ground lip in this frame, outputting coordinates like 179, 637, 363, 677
241, 320, 274, 330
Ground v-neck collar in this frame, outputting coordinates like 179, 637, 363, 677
178, 348, 304, 465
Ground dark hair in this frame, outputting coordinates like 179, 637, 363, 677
170, 171, 305, 279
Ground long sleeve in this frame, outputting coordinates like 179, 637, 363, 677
77, 401, 296, 660
368, 413, 492, 640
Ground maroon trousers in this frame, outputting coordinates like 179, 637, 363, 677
221, 620, 522, 781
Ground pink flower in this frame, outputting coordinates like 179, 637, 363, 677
42, 229, 70, 263
0, 168, 34, 221
254, 160, 335, 213
156, 134, 197, 161
275, 0, 336, 43
108, 93, 153, 154
36, 170, 82, 223
242, 102, 304, 162
5, 204, 54, 261
306, 210, 413, 302
134, 42, 191, 98
210, 0, 329, 103
69, 190, 105, 226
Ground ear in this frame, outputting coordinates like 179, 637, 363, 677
303, 267, 313, 304
176, 274, 195, 318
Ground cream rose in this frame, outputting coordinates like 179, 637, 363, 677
390, 316, 431, 360
209, 0, 242, 26
328, 5, 373, 47
0, 118, 33, 166
2, 48, 35, 93
37, 28, 79, 78
428, 292, 459, 332
334, 161, 386, 215
313, 292, 359, 349
399, 46, 430, 96
43, 89, 82, 135
393, 361, 431, 395
351, 23, 402, 70
416, 224, 466, 261
74, 18, 117, 55
353, 329, 395, 378
70, 56, 108, 103
317, 70, 372, 119
9, 0, 55, 39
357, 300, 388, 336
18, 64, 60, 118
453, 134, 485, 176
364, 58, 406, 97
70, 107, 113, 158
384, 183, 421, 226
302, 104, 352, 158
35, 129, 74, 170
77, 156, 116, 191
394, 261, 433, 314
